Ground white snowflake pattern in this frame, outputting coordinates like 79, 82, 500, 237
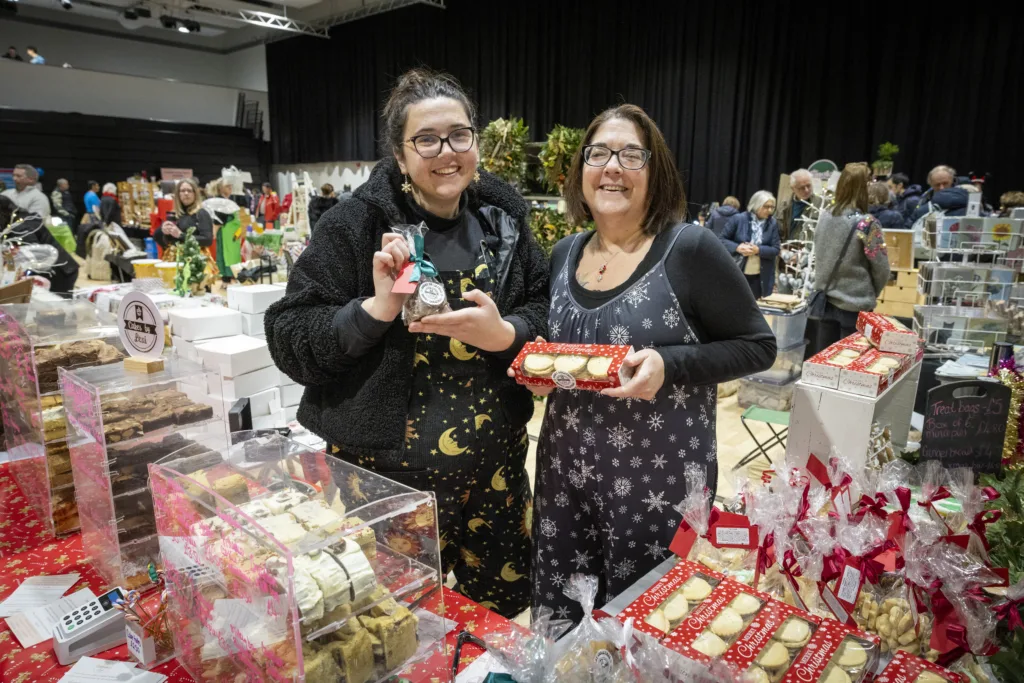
607, 403, 616, 413
563, 407, 580, 433
540, 518, 558, 538
668, 433, 677, 443
594, 414, 604, 425
670, 384, 691, 410
632, 513, 643, 523
686, 416, 694, 427
706, 450, 716, 462
625, 529, 633, 537
613, 557, 637, 580
582, 427, 596, 446
643, 490, 671, 513
613, 477, 633, 497
678, 449, 687, 459
618, 505, 628, 514
690, 436, 700, 449
611, 458, 620, 467
554, 492, 570, 507
585, 526, 600, 540
550, 321, 561, 338
634, 412, 643, 422
607, 424, 633, 452
630, 456, 643, 468
628, 540, 637, 548
570, 531, 578, 539
623, 282, 650, 308
546, 591, 555, 601
645, 540, 667, 559
609, 324, 631, 345
647, 413, 664, 431
649, 524, 659, 533
663, 308, 680, 329
595, 473, 604, 483
615, 306, 622, 314
584, 327, 592, 340
556, 606, 571, 619
581, 502, 591, 515
652, 454, 667, 469
640, 438, 651, 448
667, 475, 677, 485
641, 474, 651, 484
551, 572, 566, 587
602, 523, 621, 544
551, 558, 560, 567
641, 318, 653, 330
700, 405, 710, 427
556, 428, 564, 438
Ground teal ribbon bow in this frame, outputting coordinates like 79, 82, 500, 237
408, 233, 439, 282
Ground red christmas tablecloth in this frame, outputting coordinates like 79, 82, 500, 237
0, 463, 507, 682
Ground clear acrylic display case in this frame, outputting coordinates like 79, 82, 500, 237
149, 431, 450, 683
0, 300, 125, 538
60, 356, 225, 591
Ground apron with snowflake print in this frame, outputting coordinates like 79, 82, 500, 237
531, 224, 718, 624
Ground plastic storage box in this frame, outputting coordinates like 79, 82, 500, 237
0, 301, 125, 537
60, 356, 225, 591
760, 305, 808, 349
736, 375, 796, 411
751, 340, 807, 383
149, 431, 450, 683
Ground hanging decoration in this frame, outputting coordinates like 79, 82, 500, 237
993, 356, 1024, 470
479, 117, 530, 189
538, 124, 585, 195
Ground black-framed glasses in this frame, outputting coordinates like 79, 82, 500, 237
407, 127, 476, 158
583, 144, 651, 170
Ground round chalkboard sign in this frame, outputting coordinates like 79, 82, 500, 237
117, 291, 163, 360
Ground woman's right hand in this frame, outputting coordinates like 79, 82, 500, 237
507, 337, 555, 397
363, 232, 411, 322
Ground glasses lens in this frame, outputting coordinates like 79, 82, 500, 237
585, 146, 611, 166
414, 135, 441, 158
619, 149, 648, 169
449, 129, 475, 152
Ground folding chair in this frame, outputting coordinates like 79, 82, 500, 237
734, 406, 789, 470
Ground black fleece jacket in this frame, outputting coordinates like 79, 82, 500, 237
265, 158, 550, 462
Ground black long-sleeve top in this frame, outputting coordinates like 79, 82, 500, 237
551, 225, 777, 386
155, 209, 213, 248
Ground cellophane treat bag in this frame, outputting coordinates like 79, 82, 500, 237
391, 222, 452, 324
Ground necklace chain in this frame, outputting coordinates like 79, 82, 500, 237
587, 231, 646, 283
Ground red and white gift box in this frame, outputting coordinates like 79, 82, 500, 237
510, 342, 633, 392
779, 618, 880, 683
718, 599, 821, 678
857, 311, 922, 355
838, 348, 910, 397
802, 343, 870, 389
660, 578, 770, 664
616, 560, 724, 641
873, 650, 969, 683
839, 333, 874, 350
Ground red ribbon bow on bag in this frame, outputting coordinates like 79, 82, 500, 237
910, 578, 943, 615
821, 547, 850, 584
980, 486, 1000, 502
967, 510, 1002, 551
851, 540, 897, 585
853, 492, 888, 522
753, 531, 775, 587
782, 549, 803, 579
963, 585, 992, 605
995, 596, 1024, 632
918, 485, 952, 507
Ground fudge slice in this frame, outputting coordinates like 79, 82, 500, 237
174, 403, 214, 425
323, 627, 375, 683
140, 408, 177, 432
358, 606, 418, 672
104, 419, 142, 444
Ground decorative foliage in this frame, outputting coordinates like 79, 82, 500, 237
173, 226, 207, 296
538, 125, 585, 195
479, 117, 530, 189
872, 142, 900, 173
529, 206, 590, 256
981, 468, 1024, 680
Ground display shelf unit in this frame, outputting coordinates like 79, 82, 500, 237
0, 300, 124, 538
912, 298, 1007, 357
149, 431, 449, 683
60, 356, 226, 591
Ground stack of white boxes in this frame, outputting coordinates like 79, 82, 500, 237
169, 307, 243, 363
280, 370, 301, 423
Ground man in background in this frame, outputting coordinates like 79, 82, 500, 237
84, 180, 101, 217
904, 165, 961, 228
26, 46, 45, 65
707, 196, 741, 237
50, 178, 77, 227
780, 168, 821, 240
3, 46, 23, 61
2, 164, 51, 219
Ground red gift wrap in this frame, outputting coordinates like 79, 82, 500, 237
779, 617, 880, 683
510, 342, 633, 391
873, 650, 969, 683
617, 560, 725, 640
718, 598, 821, 681
857, 311, 922, 355
660, 578, 771, 664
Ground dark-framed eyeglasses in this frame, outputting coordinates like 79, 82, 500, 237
407, 127, 476, 159
582, 144, 651, 170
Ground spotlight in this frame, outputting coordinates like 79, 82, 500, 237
124, 7, 136, 18
60, 0, 72, 9
135, 7, 149, 17
177, 23, 188, 32
159, 14, 175, 28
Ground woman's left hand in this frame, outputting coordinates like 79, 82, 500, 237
601, 348, 666, 401
408, 289, 516, 353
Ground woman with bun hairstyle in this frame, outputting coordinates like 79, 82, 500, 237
524, 104, 776, 624
265, 68, 550, 618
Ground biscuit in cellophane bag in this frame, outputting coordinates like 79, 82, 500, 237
389, 222, 452, 324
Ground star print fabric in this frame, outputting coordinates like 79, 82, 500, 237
331, 262, 532, 619
532, 226, 719, 624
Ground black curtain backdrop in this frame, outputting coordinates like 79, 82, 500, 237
267, 1, 1024, 206
0, 110, 269, 218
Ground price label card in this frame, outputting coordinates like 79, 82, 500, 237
714, 526, 751, 547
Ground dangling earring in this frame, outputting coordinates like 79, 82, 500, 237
473, 170, 481, 183
401, 175, 412, 194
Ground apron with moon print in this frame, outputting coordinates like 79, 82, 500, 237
531, 224, 719, 624
331, 249, 532, 619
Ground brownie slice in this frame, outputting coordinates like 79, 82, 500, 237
140, 409, 177, 432
104, 419, 142, 444
96, 344, 124, 365
174, 404, 214, 425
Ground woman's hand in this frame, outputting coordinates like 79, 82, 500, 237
737, 242, 757, 256
601, 348, 666, 401
410, 289, 515, 353
161, 222, 181, 238
363, 232, 411, 322
507, 336, 555, 396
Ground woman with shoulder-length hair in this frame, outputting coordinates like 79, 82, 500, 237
719, 190, 782, 299
521, 104, 776, 624
155, 177, 213, 251
265, 68, 550, 618
810, 162, 890, 351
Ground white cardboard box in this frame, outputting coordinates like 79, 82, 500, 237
196, 335, 272, 378
281, 383, 302, 407
169, 307, 242, 341
247, 387, 282, 417
216, 365, 280, 400
171, 335, 201, 363
285, 405, 298, 422
227, 284, 286, 315
253, 410, 286, 430
239, 312, 266, 337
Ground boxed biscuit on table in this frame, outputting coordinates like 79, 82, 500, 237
837, 348, 909, 397
873, 650, 968, 683
660, 578, 772, 664
839, 333, 874, 351
779, 617, 880, 683
617, 560, 725, 640
802, 343, 871, 389
719, 599, 821, 683
857, 311, 921, 355
510, 342, 633, 391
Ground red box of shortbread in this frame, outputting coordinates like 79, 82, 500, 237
857, 311, 922, 355
838, 348, 909, 397
616, 560, 725, 641
779, 617, 880, 683
802, 343, 871, 389
660, 578, 772, 664
718, 598, 821, 682
872, 650, 969, 683
510, 342, 633, 392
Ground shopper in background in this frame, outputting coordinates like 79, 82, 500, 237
811, 162, 890, 351
780, 168, 822, 240
156, 178, 212, 250
720, 190, 781, 299
868, 181, 903, 230
83, 180, 101, 217
707, 196, 740, 237
203, 179, 243, 283
255, 181, 281, 229
3, 46, 22, 61
999, 191, 1024, 217
25, 46, 44, 65
0, 196, 79, 293
523, 103, 776, 625
307, 183, 339, 233
905, 164, 969, 228
50, 178, 77, 227
98, 183, 121, 226
2, 164, 50, 219
266, 68, 549, 619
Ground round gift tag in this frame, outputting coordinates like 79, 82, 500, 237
418, 281, 446, 307
552, 370, 577, 390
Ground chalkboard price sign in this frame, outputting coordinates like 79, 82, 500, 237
920, 380, 1009, 474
